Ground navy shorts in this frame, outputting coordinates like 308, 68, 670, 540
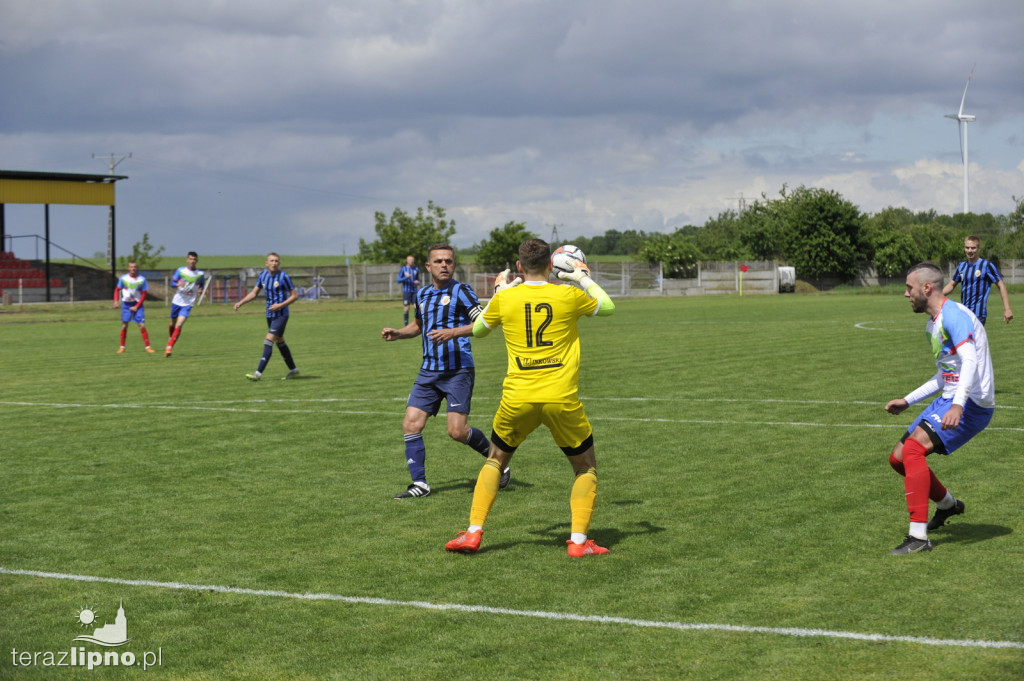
402, 290, 417, 305
905, 395, 994, 455
266, 315, 289, 337
408, 368, 475, 416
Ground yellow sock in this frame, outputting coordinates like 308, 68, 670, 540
570, 467, 598, 536
469, 459, 503, 527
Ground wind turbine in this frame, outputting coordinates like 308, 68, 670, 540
945, 66, 976, 213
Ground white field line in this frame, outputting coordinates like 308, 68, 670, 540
2, 399, 1023, 431
2, 567, 1020, 650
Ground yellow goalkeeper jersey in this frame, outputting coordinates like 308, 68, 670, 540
481, 281, 601, 403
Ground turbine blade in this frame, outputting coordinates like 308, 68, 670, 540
958, 64, 975, 117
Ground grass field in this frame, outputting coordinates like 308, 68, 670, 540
1, 293, 1023, 680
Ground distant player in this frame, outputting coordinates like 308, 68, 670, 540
445, 238, 615, 557
942, 235, 1013, 326
165, 251, 206, 357
112, 260, 155, 353
397, 255, 420, 325
234, 252, 300, 381
884, 262, 995, 554
381, 244, 506, 499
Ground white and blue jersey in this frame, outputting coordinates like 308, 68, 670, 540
415, 280, 482, 371
924, 299, 994, 409
951, 258, 1002, 322
116, 273, 148, 304
171, 267, 205, 307
257, 269, 295, 319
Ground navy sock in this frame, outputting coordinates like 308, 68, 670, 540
404, 433, 427, 484
256, 339, 274, 373
466, 427, 490, 456
277, 342, 296, 370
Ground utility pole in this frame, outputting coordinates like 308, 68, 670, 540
93, 153, 131, 269
547, 223, 563, 246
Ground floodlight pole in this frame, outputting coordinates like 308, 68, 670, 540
93, 153, 131, 267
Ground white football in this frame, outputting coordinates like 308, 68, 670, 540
551, 245, 587, 274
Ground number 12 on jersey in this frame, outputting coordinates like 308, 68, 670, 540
524, 302, 554, 348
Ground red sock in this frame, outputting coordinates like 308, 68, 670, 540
120, 328, 127, 346
169, 328, 181, 347
901, 439, 931, 523
888, 451, 905, 476
928, 469, 948, 503
141, 328, 150, 346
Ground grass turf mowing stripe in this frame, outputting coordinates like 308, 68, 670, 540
3, 567, 1021, 651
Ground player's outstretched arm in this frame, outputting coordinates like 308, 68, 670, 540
556, 262, 614, 316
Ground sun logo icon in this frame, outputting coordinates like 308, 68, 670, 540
77, 606, 98, 628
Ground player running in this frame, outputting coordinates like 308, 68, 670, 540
165, 251, 205, 357
234, 252, 300, 381
382, 244, 506, 499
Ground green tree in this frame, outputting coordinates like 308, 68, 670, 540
359, 201, 456, 265
640, 233, 702, 278
866, 229, 922, 277
475, 221, 537, 271
117, 233, 165, 269
783, 186, 866, 281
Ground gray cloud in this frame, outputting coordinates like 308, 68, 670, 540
2, 0, 1023, 258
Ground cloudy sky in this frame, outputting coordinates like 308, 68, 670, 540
2, 0, 1023, 262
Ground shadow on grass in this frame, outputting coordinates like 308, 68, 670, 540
467, 519, 666, 554
931, 522, 1012, 545
430, 476, 538, 495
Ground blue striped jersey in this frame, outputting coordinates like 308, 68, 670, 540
415, 280, 482, 371
397, 265, 420, 294
951, 259, 1002, 322
257, 269, 295, 318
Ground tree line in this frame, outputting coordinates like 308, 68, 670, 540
357, 187, 1024, 280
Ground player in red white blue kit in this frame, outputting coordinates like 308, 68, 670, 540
381, 244, 509, 499
113, 260, 155, 353
165, 251, 206, 357
884, 263, 995, 554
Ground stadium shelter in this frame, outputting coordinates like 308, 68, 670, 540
0, 170, 127, 301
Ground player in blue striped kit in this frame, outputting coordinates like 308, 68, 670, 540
397, 255, 420, 325
381, 244, 509, 499
943, 235, 1013, 326
234, 253, 300, 381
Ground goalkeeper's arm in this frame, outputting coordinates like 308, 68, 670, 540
557, 266, 615, 316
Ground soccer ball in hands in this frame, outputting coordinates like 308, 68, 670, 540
551, 245, 587, 275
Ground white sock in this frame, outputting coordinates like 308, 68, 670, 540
909, 522, 928, 541
468, 524, 483, 533
935, 492, 956, 510
570, 532, 587, 545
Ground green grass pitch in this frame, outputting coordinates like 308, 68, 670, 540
1, 293, 1022, 680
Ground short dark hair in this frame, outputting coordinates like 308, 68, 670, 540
187, 251, 198, 259
427, 243, 454, 260
518, 239, 551, 274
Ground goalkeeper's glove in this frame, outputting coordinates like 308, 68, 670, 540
494, 268, 523, 293
556, 260, 595, 289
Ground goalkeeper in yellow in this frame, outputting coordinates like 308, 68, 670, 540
445, 238, 616, 557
